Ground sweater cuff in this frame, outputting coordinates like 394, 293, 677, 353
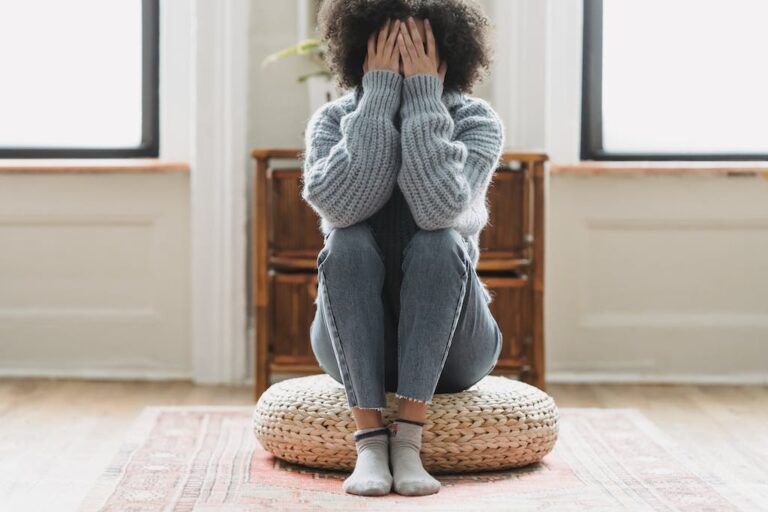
359, 69, 403, 119
401, 72, 445, 118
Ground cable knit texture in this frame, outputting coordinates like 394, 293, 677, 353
302, 69, 505, 303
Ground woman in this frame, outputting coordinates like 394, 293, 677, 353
301, 0, 504, 497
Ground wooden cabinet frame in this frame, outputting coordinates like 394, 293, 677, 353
251, 149, 547, 400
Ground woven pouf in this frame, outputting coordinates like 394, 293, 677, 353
253, 373, 559, 474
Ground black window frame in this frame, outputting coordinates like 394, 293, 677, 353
0, 0, 159, 159
581, 0, 768, 161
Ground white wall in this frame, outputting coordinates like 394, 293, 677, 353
493, 0, 768, 383
0, 0, 197, 380
547, 174, 768, 383
0, 0, 253, 384
0, 173, 191, 379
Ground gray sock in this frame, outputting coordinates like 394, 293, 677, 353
388, 419, 441, 496
342, 426, 393, 496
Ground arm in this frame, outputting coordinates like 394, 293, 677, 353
397, 73, 505, 231
301, 69, 403, 228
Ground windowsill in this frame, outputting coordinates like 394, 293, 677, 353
551, 161, 768, 177
0, 159, 190, 174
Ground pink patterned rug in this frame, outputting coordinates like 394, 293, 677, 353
78, 406, 761, 511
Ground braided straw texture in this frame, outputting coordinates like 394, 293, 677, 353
253, 374, 559, 474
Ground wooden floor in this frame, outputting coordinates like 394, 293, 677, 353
1, 379, 766, 511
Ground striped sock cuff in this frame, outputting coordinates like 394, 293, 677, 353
395, 418, 425, 427
353, 426, 390, 442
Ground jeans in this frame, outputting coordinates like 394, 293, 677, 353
309, 220, 503, 410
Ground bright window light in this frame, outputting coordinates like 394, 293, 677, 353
602, 0, 768, 155
0, 0, 143, 149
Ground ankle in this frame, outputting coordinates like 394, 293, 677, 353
394, 417, 425, 427
354, 426, 390, 442
388, 419, 424, 447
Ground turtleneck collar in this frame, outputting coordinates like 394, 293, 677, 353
353, 79, 465, 110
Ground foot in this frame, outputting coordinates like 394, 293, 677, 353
342, 426, 393, 496
388, 419, 441, 496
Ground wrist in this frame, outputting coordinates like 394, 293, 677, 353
401, 72, 444, 117
360, 69, 403, 118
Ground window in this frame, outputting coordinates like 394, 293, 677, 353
581, 0, 768, 160
0, 0, 159, 158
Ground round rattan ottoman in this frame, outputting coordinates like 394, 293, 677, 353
253, 374, 559, 474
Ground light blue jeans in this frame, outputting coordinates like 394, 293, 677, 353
310, 220, 502, 410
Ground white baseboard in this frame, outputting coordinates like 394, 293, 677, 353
3, 369, 763, 386
249, 371, 768, 387
0, 367, 192, 381
546, 371, 768, 385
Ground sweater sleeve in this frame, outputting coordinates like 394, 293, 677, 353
301, 69, 403, 228
397, 73, 505, 231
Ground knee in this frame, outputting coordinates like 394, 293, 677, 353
317, 222, 384, 272
309, 308, 344, 383
403, 228, 469, 271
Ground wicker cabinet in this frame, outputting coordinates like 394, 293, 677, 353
251, 149, 547, 400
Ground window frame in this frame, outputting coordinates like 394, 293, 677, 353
0, 0, 160, 159
580, 0, 768, 161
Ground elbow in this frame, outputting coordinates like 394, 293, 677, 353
301, 177, 335, 215
301, 186, 363, 229
302, 183, 332, 222
413, 211, 461, 231
413, 198, 469, 231
324, 214, 361, 229
414, 216, 449, 231
409, 185, 471, 231
301, 182, 321, 211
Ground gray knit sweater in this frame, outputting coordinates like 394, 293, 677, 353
302, 69, 505, 302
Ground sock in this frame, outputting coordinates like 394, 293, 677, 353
388, 418, 441, 496
342, 426, 393, 496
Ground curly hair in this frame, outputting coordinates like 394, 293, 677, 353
316, 0, 494, 94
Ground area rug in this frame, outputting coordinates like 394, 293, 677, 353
78, 406, 761, 511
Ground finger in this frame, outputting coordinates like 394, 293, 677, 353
397, 33, 412, 65
400, 22, 416, 59
376, 18, 390, 55
407, 17, 425, 56
383, 19, 400, 60
438, 59, 447, 80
